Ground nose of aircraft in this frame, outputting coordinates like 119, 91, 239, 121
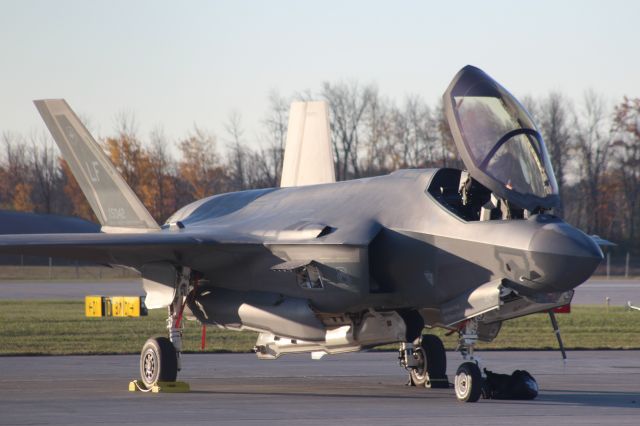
526, 218, 604, 292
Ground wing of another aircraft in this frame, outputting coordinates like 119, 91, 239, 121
280, 101, 335, 187
34, 99, 160, 233
0, 210, 99, 234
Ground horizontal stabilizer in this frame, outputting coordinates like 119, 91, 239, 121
34, 99, 159, 232
590, 235, 616, 247
280, 101, 335, 187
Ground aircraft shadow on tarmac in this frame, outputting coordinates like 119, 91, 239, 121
189, 389, 450, 401
534, 390, 639, 409
186, 378, 452, 400
186, 380, 639, 408
186, 388, 638, 408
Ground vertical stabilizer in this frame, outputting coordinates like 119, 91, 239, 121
34, 99, 159, 232
280, 101, 335, 187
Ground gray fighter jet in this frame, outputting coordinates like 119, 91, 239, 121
0, 66, 603, 402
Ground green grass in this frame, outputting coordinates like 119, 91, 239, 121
0, 301, 638, 356
432, 306, 640, 350
0, 300, 257, 355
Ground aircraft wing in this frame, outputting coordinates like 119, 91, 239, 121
0, 231, 264, 268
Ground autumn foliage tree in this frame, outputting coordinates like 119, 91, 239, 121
178, 127, 228, 202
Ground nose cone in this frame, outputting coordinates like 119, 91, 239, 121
528, 220, 603, 292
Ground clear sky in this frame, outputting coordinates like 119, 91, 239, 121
1, 0, 639, 149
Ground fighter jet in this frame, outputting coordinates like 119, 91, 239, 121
0, 66, 603, 402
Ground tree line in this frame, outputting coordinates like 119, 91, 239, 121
1, 83, 638, 252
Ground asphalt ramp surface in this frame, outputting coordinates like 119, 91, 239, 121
0, 351, 638, 425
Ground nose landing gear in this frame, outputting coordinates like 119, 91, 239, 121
454, 317, 483, 402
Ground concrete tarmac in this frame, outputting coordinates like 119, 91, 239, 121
0, 279, 144, 299
572, 278, 640, 306
0, 351, 638, 425
1, 277, 639, 306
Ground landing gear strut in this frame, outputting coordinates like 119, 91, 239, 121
138, 267, 193, 387
454, 317, 482, 402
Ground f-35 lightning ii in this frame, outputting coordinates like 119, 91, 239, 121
0, 66, 603, 402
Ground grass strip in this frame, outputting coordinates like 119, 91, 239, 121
0, 300, 638, 356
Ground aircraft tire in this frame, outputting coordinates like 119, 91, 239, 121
454, 362, 482, 402
140, 337, 178, 387
409, 334, 447, 388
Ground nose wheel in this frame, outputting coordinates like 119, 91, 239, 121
454, 361, 482, 402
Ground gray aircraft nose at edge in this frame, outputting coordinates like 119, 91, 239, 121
527, 217, 603, 292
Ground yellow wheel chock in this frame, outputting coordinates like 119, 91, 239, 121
128, 380, 190, 393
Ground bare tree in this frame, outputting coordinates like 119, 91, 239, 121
537, 92, 573, 217
322, 81, 375, 180
611, 97, 640, 245
361, 93, 392, 175
259, 91, 289, 186
572, 90, 612, 234
29, 132, 63, 214
401, 95, 438, 168
225, 111, 247, 191
434, 100, 459, 168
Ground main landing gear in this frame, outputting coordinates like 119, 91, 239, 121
404, 335, 449, 389
138, 267, 192, 389
140, 337, 177, 387
398, 314, 486, 402
399, 311, 449, 390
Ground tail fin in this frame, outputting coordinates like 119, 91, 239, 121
280, 101, 335, 187
34, 99, 159, 233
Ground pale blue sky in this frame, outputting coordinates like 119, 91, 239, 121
1, 0, 639, 148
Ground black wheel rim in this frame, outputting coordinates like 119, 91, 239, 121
411, 347, 427, 381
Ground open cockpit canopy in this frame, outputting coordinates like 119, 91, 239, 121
443, 66, 559, 211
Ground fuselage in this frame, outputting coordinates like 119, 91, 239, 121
167, 168, 603, 314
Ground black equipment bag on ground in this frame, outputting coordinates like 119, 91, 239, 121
482, 369, 539, 400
